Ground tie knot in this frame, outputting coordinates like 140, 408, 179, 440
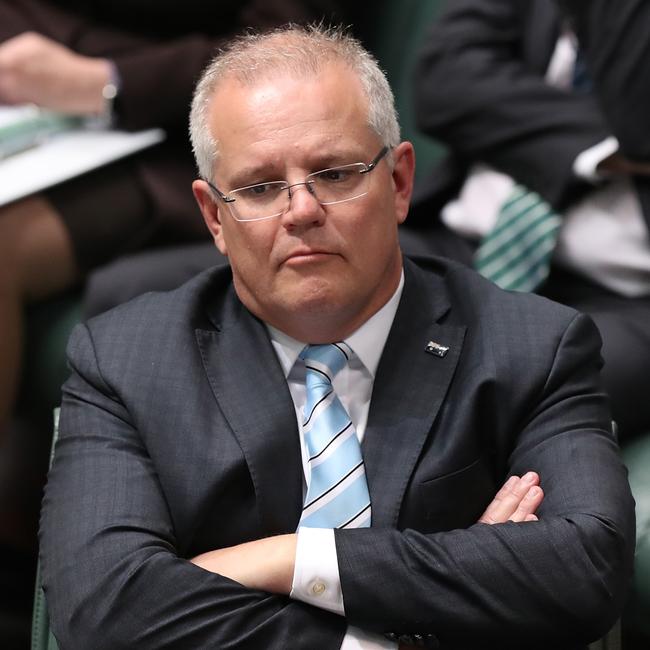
300, 343, 351, 384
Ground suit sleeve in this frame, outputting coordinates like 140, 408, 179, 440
40, 324, 346, 650
558, 0, 650, 158
413, 0, 611, 207
335, 313, 635, 648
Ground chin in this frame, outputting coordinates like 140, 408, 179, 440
291, 287, 342, 315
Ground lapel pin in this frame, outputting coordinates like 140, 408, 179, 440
425, 340, 449, 358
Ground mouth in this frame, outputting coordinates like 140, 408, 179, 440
282, 249, 337, 266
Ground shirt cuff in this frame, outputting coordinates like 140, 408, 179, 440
342, 626, 399, 649
290, 527, 344, 615
573, 136, 619, 182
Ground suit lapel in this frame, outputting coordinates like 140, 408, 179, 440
363, 258, 466, 527
193, 260, 468, 533
195, 288, 303, 536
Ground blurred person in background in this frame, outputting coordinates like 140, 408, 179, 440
0, 0, 346, 441
410, 0, 650, 443
0, 2, 345, 646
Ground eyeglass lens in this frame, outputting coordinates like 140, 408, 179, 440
230, 162, 371, 221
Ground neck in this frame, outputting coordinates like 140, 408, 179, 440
235, 251, 404, 344
267, 269, 403, 344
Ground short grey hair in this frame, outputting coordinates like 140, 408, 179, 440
189, 24, 401, 181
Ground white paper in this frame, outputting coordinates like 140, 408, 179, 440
0, 104, 41, 128
0, 126, 165, 206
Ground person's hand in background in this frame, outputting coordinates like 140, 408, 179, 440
0, 31, 111, 114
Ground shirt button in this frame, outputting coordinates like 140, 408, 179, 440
311, 581, 326, 596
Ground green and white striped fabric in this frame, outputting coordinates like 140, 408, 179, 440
474, 184, 561, 292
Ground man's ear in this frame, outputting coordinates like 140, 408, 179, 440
391, 141, 415, 225
192, 179, 228, 257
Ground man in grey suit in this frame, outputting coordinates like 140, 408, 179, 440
40, 25, 634, 649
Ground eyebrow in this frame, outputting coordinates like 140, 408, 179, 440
225, 150, 370, 188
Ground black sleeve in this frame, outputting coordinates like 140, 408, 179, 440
414, 0, 611, 207
558, 0, 650, 159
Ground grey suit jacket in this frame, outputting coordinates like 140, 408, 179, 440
40, 256, 635, 649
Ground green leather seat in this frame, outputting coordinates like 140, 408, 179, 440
360, 0, 447, 183
31, 560, 58, 650
22, 293, 82, 415
621, 435, 650, 641
31, 409, 60, 650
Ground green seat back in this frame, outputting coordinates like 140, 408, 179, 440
31, 410, 60, 650
361, 0, 447, 182
22, 293, 82, 414
622, 434, 650, 640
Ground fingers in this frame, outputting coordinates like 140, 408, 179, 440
478, 471, 543, 524
0, 32, 108, 113
0, 32, 58, 104
508, 484, 544, 523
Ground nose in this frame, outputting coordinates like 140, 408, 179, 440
282, 182, 325, 227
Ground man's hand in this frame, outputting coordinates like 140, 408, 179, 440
478, 471, 544, 524
191, 533, 297, 595
397, 477, 543, 647
0, 32, 111, 114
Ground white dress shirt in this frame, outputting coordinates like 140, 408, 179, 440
266, 272, 404, 650
441, 30, 650, 297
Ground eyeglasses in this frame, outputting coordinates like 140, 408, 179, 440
205, 146, 389, 222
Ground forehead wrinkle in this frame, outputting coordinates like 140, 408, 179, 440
216, 63, 369, 133
219, 134, 377, 188
215, 110, 373, 161
212, 103, 344, 171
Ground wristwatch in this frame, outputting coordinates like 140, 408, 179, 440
99, 61, 121, 127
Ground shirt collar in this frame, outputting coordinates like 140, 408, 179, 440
268, 270, 404, 378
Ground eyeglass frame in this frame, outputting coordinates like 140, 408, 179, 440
203, 145, 390, 222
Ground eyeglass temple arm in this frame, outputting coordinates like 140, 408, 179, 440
360, 146, 389, 174
205, 179, 236, 203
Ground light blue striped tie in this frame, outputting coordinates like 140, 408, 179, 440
298, 343, 371, 529
474, 184, 561, 292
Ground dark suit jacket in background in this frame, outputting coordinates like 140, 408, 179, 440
558, 0, 650, 160
40, 256, 635, 649
558, 0, 650, 227
408, 0, 650, 442
410, 0, 650, 233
